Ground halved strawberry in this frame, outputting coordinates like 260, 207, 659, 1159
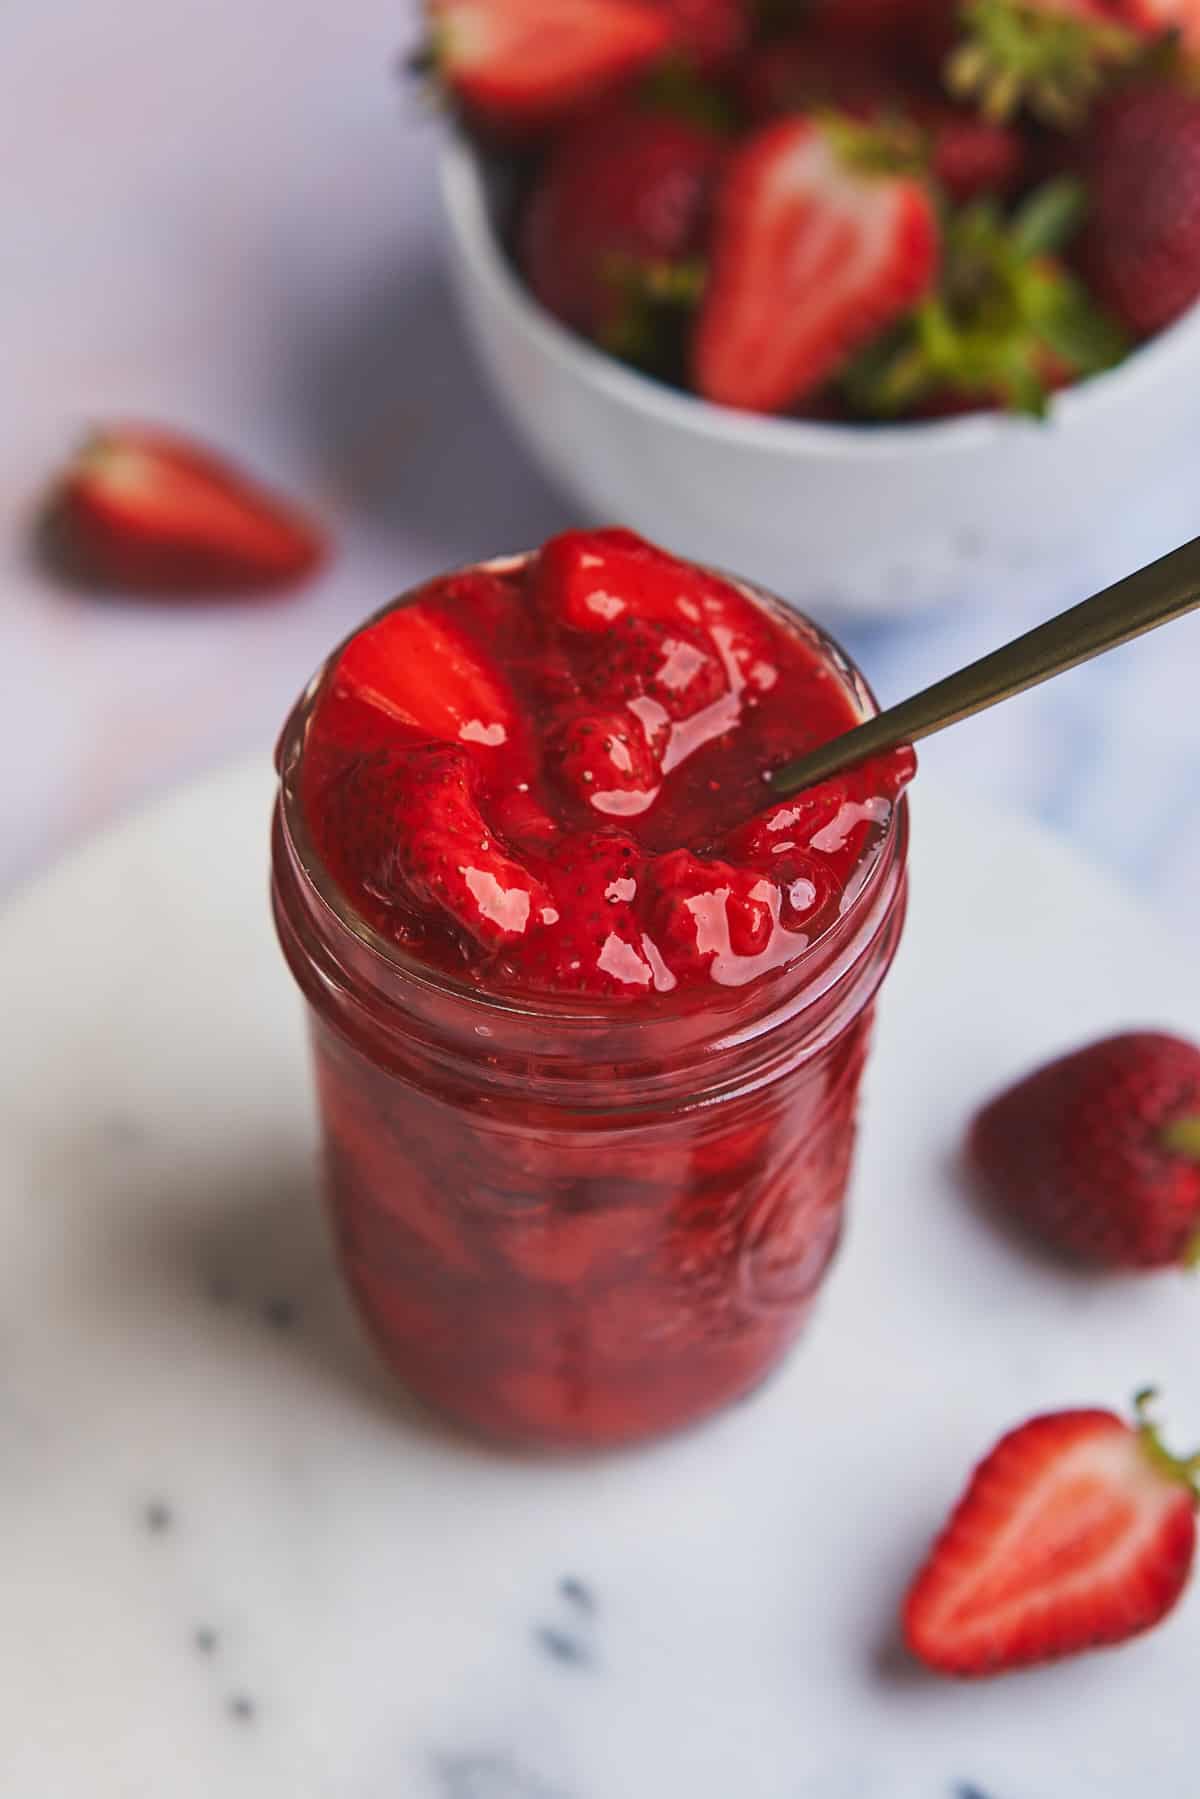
692, 118, 939, 415
332, 593, 517, 749
54, 426, 324, 596
842, 179, 1127, 418
904, 1393, 1199, 1676
735, 36, 1024, 202
426, 0, 673, 131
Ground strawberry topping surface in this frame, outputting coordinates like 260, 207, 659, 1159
300, 529, 913, 999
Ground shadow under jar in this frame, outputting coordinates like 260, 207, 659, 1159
271, 562, 909, 1451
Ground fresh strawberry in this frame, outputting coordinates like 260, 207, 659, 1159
519, 103, 723, 353
1075, 84, 1200, 337
737, 34, 1025, 201
735, 34, 902, 124
814, 0, 930, 44
1119, 0, 1200, 50
425, 0, 673, 131
946, 0, 1143, 126
969, 1031, 1200, 1267
649, 848, 783, 964
928, 107, 1026, 199
53, 426, 324, 596
691, 117, 940, 415
904, 1393, 1199, 1675
842, 178, 1126, 416
648, 0, 750, 71
736, 34, 1025, 201
332, 588, 518, 748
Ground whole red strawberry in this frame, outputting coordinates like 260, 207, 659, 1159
970, 1031, 1200, 1268
1075, 85, 1200, 338
905, 1392, 1199, 1676
649, 0, 750, 71
520, 103, 724, 350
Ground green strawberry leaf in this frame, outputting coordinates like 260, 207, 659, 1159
1010, 177, 1088, 258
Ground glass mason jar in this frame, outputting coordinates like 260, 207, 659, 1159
271, 565, 909, 1451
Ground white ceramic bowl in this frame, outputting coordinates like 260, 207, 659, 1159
439, 136, 1200, 617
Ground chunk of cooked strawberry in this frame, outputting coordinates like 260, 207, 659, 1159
533, 527, 765, 657
54, 425, 324, 596
692, 117, 940, 415
718, 791, 846, 864
495, 829, 667, 996
426, 0, 673, 132
648, 849, 785, 970
336, 741, 553, 950
532, 527, 698, 633
586, 616, 729, 726
332, 590, 518, 751
547, 706, 663, 817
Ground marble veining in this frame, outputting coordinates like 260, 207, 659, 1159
434, 1755, 572, 1799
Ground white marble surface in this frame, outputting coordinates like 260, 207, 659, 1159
5, 758, 1200, 1799
3, 0, 1199, 928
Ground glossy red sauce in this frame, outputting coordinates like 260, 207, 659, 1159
300, 528, 913, 999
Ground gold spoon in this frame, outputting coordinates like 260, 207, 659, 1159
768, 535, 1200, 798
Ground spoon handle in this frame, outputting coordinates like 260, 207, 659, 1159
770, 533, 1200, 797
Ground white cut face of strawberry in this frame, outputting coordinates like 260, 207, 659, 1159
693, 118, 939, 414
904, 1399, 1199, 1677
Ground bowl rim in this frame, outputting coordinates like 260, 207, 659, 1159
439, 132, 1200, 462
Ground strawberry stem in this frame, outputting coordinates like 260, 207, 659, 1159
1134, 1388, 1200, 1498
1162, 1114, 1200, 1162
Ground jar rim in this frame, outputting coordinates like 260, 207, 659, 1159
274, 552, 906, 1028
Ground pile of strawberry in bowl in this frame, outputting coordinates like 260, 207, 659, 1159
427, 0, 1200, 613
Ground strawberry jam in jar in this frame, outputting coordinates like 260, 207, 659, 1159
272, 530, 912, 1449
